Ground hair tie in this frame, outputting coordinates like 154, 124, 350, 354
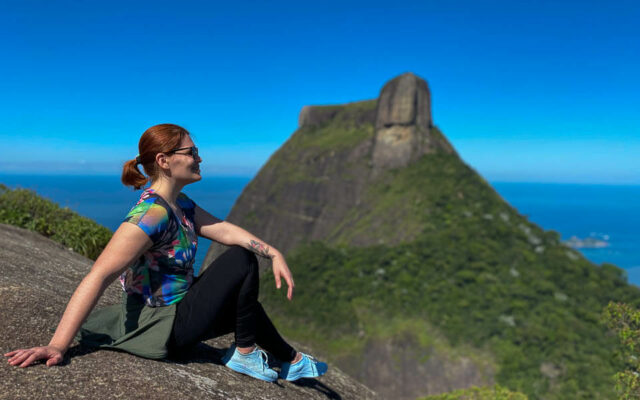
135, 154, 142, 165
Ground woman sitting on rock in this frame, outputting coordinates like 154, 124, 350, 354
4, 123, 327, 382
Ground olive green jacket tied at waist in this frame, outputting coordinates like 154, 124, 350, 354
75, 292, 177, 359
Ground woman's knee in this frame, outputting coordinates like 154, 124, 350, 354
225, 246, 258, 274
198, 246, 257, 283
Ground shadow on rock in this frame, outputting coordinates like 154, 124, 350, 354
293, 378, 343, 400
164, 342, 226, 365
59, 344, 103, 366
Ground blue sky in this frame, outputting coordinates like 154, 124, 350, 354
1, 0, 638, 183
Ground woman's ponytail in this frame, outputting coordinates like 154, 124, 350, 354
121, 158, 149, 190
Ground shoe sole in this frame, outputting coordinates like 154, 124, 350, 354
282, 371, 327, 381
226, 360, 278, 382
281, 364, 328, 381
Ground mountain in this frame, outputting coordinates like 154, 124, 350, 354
205, 73, 640, 399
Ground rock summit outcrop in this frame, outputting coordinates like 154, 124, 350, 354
372, 72, 455, 171
297, 73, 456, 172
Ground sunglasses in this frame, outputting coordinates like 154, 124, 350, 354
168, 146, 199, 159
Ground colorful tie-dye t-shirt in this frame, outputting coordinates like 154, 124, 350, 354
119, 188, 198, 307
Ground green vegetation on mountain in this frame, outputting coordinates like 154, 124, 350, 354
291, 100, 377, 151
253, 95, 640, 398
327, 143, 503, 245
422, 384, 528, 399
255, 100, 377, 200
0, 184, 112, 260
603, 301, 640, 399
260, 152, 636, 398
262, 231, 634, 398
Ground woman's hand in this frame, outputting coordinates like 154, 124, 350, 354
272, 252, 295, 300
4, 345, 65, 368
203, 217, 296, 300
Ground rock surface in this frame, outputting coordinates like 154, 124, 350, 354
337, 333, 494, 400
0, 223, 377, 400
298, 102, 377, 129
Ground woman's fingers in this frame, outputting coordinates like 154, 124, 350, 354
4, 349, 23, 357
5, 346, 63, 368
46, 354, 62, 367
274, 269, 282, 289
7, 350, 25, 363
19, 352, 41, 368
8, 350, 32, 366
282, 272, 294, 300
273, 257, 295, 299
5, 347, 57, 368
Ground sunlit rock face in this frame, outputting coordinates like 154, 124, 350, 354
372, 72, 455, 172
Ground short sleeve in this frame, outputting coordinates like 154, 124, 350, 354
123, 197, 169, 243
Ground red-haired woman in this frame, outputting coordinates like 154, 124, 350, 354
4, 123, 327, 382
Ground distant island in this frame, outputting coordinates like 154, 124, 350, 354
564, 235, 610, 249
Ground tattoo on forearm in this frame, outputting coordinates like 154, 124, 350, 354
248, 240, 271, 258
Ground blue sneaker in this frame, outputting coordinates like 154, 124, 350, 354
279, 353, 328, 381
221, 344, 278, 382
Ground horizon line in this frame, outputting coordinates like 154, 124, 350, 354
1, 171, 638, 187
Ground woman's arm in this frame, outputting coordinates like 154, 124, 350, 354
194, 205, 295, 300
4, 223, 152, 367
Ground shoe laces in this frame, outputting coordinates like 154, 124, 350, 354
301, 352, 316, 362
257, 349, 270, 370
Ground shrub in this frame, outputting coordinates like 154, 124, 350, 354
0, 184, 112, 260
422, 385, 528, 399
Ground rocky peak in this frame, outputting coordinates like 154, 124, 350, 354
372, 72, 455, 171
375, 72, 431, 131
204, 72, 461, 262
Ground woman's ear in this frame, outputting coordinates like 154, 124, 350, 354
155, 152, 170, 170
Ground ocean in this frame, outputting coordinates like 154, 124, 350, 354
1, 174, 638, 284
0, 174, 249, 276
492, 182, 640, 283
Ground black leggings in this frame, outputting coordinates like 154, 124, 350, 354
168, 246, 296, 362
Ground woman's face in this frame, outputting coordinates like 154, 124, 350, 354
166, 134, 202, 184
